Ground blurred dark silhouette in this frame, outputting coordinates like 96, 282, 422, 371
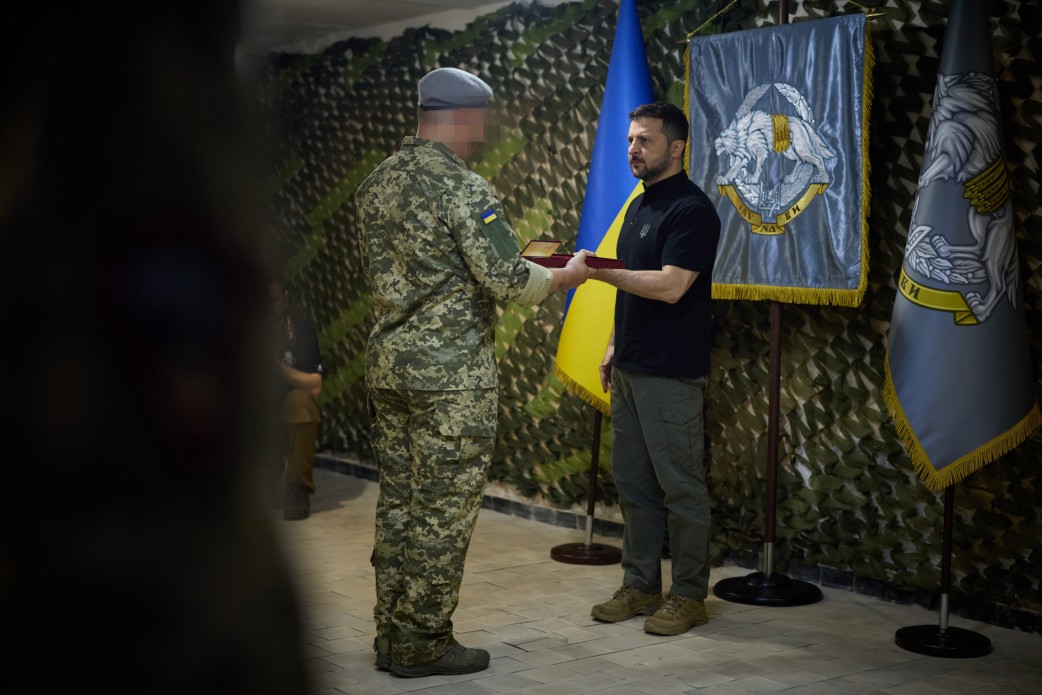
0, 3, 311, 692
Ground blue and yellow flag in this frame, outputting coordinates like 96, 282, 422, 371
553, 0, 653, 414
884, 0, 1040, 491
686, 13, 872, 306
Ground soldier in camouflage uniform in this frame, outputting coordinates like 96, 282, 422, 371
355, 67, 593, 678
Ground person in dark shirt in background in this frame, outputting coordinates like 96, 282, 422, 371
271, 279, 323, 520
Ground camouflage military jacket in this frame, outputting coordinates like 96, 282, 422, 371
356, 137, 552, 390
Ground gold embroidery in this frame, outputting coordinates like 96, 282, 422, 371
963, 157, 1009, 215
897, 267, 979, 325
718, 183, 827, 235
771, 113, 790, 153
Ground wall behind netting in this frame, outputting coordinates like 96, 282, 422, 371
254, 0, 1042, 624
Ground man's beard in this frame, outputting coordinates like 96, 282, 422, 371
630, 150, 670, 181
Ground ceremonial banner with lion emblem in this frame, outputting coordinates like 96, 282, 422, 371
884, 0, 1040, 491
686, 13, 872, 306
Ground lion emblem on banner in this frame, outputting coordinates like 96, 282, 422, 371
714, 83, 835, 235
902, 72, 1016, 325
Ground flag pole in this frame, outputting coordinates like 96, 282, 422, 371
551, 409, 621, 564
894, 485, 991, 657
713, 302, 822, 605
711, 0, 823, 608
885, 0, 1039, 651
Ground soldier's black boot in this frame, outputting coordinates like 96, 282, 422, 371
390, 640, 489, 678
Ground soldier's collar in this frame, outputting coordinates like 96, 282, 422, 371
402, 136, 467, 168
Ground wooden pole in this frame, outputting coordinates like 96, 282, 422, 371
550, 409, 621, 565
711, 0, 822, 606
894, 486, 991, 656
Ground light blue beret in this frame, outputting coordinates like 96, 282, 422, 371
418, 67, 493, 110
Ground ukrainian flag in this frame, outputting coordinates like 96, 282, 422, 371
553, 0, 653, 414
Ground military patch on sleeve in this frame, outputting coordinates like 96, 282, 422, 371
479, 207, 519, 261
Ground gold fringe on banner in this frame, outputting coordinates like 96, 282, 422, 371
554, 364, 611, 416
711, 283, 864, 305
884, 358, 1042, 491
857, 23, 874, 308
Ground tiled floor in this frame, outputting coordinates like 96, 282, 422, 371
272, 468, 1041, 694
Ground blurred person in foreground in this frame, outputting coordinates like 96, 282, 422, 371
0, 3, 310, 692
588, 103, 721, 636
270, 278, 323, 520
355, 67, 593, 678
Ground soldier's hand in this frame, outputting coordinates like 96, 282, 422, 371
566, 249, 594, 286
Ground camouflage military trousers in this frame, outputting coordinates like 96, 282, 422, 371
368, 386, 496, 667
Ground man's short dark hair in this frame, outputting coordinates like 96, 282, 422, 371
629, 103, 689, 144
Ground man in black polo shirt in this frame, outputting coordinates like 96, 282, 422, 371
589, 102, 721, 636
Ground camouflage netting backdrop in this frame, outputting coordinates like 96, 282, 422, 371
253, 0, 1042, 614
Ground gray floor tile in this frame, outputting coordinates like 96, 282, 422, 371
279, 469, 1042, 695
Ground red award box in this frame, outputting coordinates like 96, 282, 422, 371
519, 240, 625, 269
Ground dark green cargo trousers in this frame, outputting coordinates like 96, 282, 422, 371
610, 368, 711, 600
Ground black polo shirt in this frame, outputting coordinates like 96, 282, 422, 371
275, 313, 323, 397
614, 170, 721, 379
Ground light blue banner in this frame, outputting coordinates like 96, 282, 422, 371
884, 0, 1040, 490
687, 13, 871, 306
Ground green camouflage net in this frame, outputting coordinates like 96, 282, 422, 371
254, 0, 1042, 614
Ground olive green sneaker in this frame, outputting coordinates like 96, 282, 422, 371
643, 592, 708, 635
591, 584, 662, 622
389, 641, 490, 678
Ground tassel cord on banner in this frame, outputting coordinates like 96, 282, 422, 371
680, 0, 884, 46
681, 0, 739, 42
843, 0, 887, 20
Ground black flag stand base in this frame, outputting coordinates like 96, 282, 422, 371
895, 623, 991, 658
894, 487, 992, 658
552, 410, 621, 565
550, 529, 621, 565
713, 541, 823, 607
713, 302, 823, 608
